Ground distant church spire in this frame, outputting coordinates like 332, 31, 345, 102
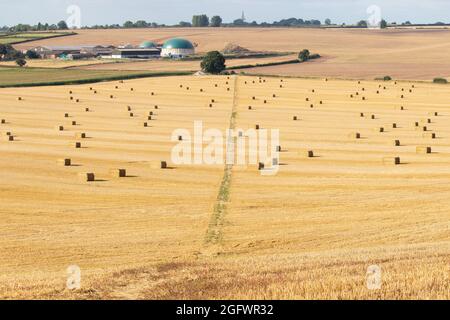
241, 11, 246, 22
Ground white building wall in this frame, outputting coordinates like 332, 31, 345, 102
161, 48, 195, 58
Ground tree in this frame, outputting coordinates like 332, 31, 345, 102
233, 19, 246, 26
298, 49, 310, 62
380, 19, 388, 29
25, 50, 39, 59
201, 51, 226, 74
16, 58, 27, 67
210, 16, 223, 27
357, 20, 368, 28
123, 21, 134, 28
192, 15, 209, 27
179, 21, 192, 27
325, 18, 331, 25
57, 20, 69, 30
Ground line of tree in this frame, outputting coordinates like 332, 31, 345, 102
3, 17, 449, 31
2, 21, 69, 32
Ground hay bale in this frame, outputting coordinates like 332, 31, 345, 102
148, 111, 154, 116
17, 97, 22, 101
154, 105, 159, 110
248, 106, 252, 110
255, 125, 260, 130
180, 85, 183, 88
310, 104, 314, 108
371, 115, 376, 119
70, 96, 74, 100
56, 125, 64, 131
110, 95, 114, 99
76, 99, 80, 103
360, 113, 365, 117
131, 88, 134, 91
85, 107, 90, 112
320, 101, 323, 105
64, 113, 69, 118
129, 112, 134, 117
110, 169, 126, 178
4, 131, 11, 136
71, 121, 77, 126
227, 88, 230, 91
273, 94, 276, 98
215, 84, 218, 87
383, 157, 401, 165
392, 123, 397, 128
264, 100, 267, 104
414, 122, 419, 127
415, 126, 427, 132
74, 142, 81, 148
252, 96, 256, 100
115, 86, 119, 89
258, 162, 265, 171
423, 132, 436, 139
76, 133, 86, 139
375, 127, 385, 133
5, 135, 14, 141
127, 106, 132, 111
209, 104, 213, 108
304, 150, 314, 158
393, 140, 401, 146
0, 119, 5, 124
362, 97, 366, 100
147, 116, 153, 120
143, 122, 148, 127
416, 146, 432, 154
349, 132, 361, 139
160, 161, 168, 169
94, 91, 97, 94
421, 118, 432, 124
293, 116, 298, 121
178, 136, 183, 141
200, 89, 203, 92
57, 159, 71, 166
306, 98, 309, 101
79, 172, 95, 182
211, 99, 215, 103
276, 146, 282, 152
280, 85, 283, 88
428, 112, 438, 116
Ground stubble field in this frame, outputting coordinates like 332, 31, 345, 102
0, 75, 448, 299
14, 27, 450, 80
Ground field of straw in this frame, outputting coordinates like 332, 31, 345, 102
15, 27, 450, 80
0, 75, 449, 299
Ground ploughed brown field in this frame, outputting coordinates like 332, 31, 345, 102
0, 75, 449, 299
15, 27, 450, 80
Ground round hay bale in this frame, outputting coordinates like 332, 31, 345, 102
423, 132, 436, 139
393, 140, 401, 147
74, 142, 81, 148
56, 125, 64, 131
143, 122, 148, 127
349, 132, 361, 139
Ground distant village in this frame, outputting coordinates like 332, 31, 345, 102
26, 38, 196, 60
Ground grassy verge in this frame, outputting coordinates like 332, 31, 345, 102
0, 67, 193, 88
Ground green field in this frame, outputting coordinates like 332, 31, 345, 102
0, 32, 75, 44
0, 67, 192, 87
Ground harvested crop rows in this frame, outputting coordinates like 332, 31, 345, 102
0, 75, 449, 299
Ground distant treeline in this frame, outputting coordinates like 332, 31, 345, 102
2, 16, 449, 31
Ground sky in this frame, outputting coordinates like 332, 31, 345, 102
1, 0, 450, 26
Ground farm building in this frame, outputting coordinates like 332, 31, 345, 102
29, 45, 114, 59
161, 38, 195, 58
111, 48, 161, 59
